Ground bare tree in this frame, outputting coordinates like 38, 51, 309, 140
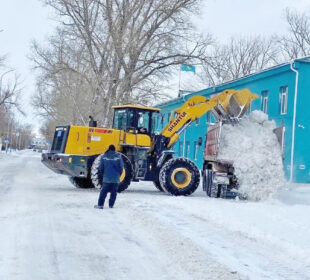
31, 0, 211, 126
200, 36, 278, 86
0, 59, 21, 109
277, 8, 310, 60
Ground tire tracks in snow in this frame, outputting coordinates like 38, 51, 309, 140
0, 155, 26, 199
120, 199, 241, 280
124, 196, 310, 280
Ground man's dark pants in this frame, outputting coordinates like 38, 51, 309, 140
98, 183, 118, 208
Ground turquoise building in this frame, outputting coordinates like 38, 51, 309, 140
156, 57, 310, 183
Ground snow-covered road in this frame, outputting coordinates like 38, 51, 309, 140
0, 151, 310, 280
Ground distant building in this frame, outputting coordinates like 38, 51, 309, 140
156, 57, 310, 183
31, 137, 48, 149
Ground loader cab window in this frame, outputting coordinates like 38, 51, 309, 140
113, 109, 127, 130
128, 110, 135, 128
137, 111, 150, 134
51, 126, 69, 153
113, 107, 158, 135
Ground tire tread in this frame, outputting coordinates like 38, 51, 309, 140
159, 157, 200, 196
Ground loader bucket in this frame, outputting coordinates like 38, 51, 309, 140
212, 89, 258, 121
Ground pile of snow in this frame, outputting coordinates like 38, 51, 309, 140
218, 110, 285, 200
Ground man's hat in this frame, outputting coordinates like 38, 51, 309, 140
108, 144, 116, 151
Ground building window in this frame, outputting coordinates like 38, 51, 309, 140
179, 141, 183, 156
160, 114, 164, 124
280, 86, 288, 115
206, 112, 210, 124
273, 124, 286, 160
206, 112, 215, 124
261, 90, 268, 114
185, 141, 190, 158
246, 101, 252, 115
194, 141, 199, 160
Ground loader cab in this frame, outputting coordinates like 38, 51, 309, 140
112, 105, 160, 136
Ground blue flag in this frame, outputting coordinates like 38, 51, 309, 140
181, 64, 195, 73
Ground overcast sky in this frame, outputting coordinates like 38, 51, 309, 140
196, 0, 310, 41
0, 0, 309, 129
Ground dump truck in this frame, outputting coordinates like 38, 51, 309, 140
202, 113, 285, 199
42, 89, 258, 196
202, 121, 240, 198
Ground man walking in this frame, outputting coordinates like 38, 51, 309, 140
94, 145, 124, 209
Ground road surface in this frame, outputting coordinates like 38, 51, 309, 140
0, 151, 309, 280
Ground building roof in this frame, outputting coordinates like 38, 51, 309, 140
112, 104, 161, 112
157, 57, 310, 109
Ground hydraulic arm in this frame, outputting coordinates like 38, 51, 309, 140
161, 89, 258, 148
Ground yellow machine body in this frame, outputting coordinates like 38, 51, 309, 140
64, 126, 152, 156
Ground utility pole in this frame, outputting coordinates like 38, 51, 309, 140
18, 133, 21, 150
5, 118, 11, 153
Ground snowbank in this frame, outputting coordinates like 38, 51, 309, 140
218, 110, 285, 200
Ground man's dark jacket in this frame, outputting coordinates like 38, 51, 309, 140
99, 150, 124, 183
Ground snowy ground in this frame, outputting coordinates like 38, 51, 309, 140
0, 151, 310, 280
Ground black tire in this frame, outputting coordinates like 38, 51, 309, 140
205, 169, 221, 198
91, 154, 104, 189
206, 169, 214, 197
90, 153, 133, 193
153, 180, 164, 192
117, 154, 133, 193
69, 177, 94, 188
159, 157, 200, 196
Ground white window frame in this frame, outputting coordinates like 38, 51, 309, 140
206, 112, 215, 125
246, 101, 252, 115
194, 141, 199, 160
179, 142, 183, 156
185, 141, 190, 158
261, 90, 268, 114
280, 86, 288, 115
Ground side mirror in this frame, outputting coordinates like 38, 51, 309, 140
127, 127, 137, 133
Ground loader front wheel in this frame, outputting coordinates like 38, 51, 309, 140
69, 177, 94, 188
118, 154, 133, 193
159, 157, 200, 196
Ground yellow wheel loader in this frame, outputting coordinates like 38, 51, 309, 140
42, 89, 258, 196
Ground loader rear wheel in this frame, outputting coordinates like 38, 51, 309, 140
159, 157, 200, 196
69, 177, 94, 188
91, 154, 104, 189
91, 153, 133, 192
118, 154, 133, 193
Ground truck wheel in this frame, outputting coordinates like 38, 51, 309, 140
69, 177, 94, 188
206, 169, 214, 197
205, 169, 220, 197
91, 153, 133, 192
159, 157, 200, 196
118, 154, 133, 193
